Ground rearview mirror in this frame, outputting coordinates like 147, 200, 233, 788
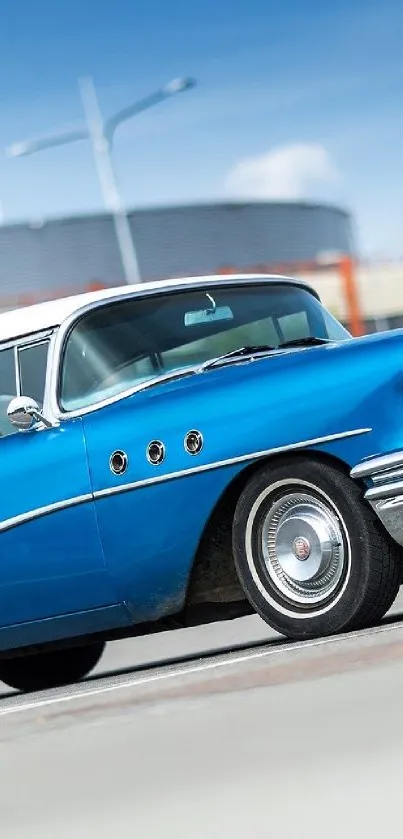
184, 306, 234, 327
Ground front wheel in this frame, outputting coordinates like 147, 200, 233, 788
232, 459, 401, 639
0, 641, 106, 693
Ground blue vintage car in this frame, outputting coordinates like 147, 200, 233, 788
0, 273, 401, 692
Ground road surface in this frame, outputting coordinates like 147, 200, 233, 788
1, 597, 403, 837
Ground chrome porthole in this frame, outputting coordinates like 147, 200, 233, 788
184, 429, 203, 455
109, 450, 128, 476
147, 440, 165, 465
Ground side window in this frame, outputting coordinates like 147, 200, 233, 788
0, 348, 17, 438
18, 341, 49, 405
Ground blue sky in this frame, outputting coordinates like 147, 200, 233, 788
0, 0, 402, 256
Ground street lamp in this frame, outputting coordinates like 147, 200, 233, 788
6, 76, 196, 284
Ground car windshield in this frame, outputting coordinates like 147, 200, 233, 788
60, 282, 350, 411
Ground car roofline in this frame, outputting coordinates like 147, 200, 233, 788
60, 273, 320, 324
0, 273, 319, 345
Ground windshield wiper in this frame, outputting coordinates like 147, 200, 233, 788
145, 338, 333, 386
277, 336, 332, 349
197, 338, 333, 373
197, 345, 276, 373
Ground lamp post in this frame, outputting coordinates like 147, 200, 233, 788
6, 76, 196, 284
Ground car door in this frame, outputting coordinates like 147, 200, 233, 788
0, 335, 117, 630
57, 294, 245, 623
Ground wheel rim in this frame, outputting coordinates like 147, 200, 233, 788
261, 489, 346, 607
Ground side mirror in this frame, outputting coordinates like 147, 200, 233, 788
7, 396, 52, 431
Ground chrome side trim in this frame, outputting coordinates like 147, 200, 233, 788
0, 428, 370, 533
93, 428, 372, 501
366, 480, 403, 501
351, 451, 403, 479
351, 449, 403, 547
0, 493, 93, 534
350, 450, 403, 500
371, 467, 403, 484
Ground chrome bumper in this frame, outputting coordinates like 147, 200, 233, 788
351, 452, 403, 547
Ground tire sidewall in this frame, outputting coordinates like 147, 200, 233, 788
232, 459, 373, 638
0, 641, 106, 693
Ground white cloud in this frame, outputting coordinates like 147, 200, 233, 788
224, 142, 340, 201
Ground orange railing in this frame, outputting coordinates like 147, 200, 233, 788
216, 254, 364, 336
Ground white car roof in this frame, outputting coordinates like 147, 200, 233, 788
0, 273, 315, 344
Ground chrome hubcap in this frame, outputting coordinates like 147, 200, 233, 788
261, 491, 345, 605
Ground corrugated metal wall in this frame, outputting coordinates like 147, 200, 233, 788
0, 201, 353, 296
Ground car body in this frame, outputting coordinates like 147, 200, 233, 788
0, 272, 402, 692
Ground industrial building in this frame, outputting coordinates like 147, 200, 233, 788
0, 200, 354, 307
2, 198, 398, 335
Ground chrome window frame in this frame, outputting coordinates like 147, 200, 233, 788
0, 329, 55, 434
0, 329, 54, 397
18, 338, 53, 402
47, 277, 322, 421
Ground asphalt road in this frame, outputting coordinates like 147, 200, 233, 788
0, 610, 281, 697
2, 595, 403, 838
